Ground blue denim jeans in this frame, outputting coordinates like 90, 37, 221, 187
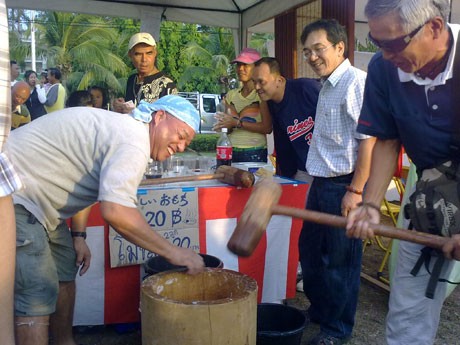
15, 205, 77, 316
299, 174, 362, 340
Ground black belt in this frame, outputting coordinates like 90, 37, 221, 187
315, 172, 354, 181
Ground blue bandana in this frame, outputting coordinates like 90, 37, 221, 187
130, 95, 200, 132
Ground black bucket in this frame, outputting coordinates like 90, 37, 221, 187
144, 253, 223, 276
257, 303, 307, 345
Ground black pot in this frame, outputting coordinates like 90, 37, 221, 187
257, 303, 307, 345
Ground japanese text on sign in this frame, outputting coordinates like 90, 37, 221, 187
109, 188, 200, 267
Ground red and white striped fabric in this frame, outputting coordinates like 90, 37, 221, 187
74, 183, 307, 325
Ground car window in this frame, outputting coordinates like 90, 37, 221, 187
202, 97, 216, 113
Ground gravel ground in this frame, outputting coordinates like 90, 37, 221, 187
74, 234, 460, 345
289, 240, 460, 345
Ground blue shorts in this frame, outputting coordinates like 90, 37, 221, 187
14, 204, 78, 316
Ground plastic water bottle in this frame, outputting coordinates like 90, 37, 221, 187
216, 128, 232, 168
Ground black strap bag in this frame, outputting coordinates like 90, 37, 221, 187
405, 160, 460, 238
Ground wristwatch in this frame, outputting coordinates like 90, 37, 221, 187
71, 231, 87, 239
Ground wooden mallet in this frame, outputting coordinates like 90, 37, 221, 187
227, 178, 449, 257
140, 165, 255, 188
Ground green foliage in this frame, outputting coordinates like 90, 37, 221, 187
189, 134, 219, 152
355, 37, 379, 52
8, 9, 48, 66
178, 27, 236, 94
249, 32, 274, 56
8, 10, 273, 98
8, 31, 30, 65
157, 22, 202, 87
36, 12, 131, 95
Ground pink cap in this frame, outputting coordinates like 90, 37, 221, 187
231, 48, 261, 64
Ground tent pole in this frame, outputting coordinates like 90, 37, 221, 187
140, 7, 163, 43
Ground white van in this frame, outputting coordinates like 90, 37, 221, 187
178, 92, 221, 133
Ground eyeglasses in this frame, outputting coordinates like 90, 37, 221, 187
302, 43, 335, 60
367, 23, 425, 53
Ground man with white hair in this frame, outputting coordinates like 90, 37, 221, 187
346, 0, 460, 344
7, 95, 204, 345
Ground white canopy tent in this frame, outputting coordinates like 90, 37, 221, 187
6, 0, 308, 50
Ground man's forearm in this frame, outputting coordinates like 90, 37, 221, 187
71, 206, 93, 232
349, 137, 377, 192
100, 201, 177, 260
363, 138, 401, 206
0, 196, 16, 345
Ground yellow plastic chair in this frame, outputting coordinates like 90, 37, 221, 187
268, 154, 276, 170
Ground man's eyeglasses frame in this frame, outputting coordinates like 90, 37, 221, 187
302, 43, 336, 60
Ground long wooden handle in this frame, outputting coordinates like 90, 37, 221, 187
272, 205, 448, 250
140, 172, 224, 186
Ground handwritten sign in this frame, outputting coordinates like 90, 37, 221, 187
109, 188, 199, 267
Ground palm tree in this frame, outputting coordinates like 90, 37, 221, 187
8, 30, 30, 65
248, 32, 274, 56
8, 9, 48, 67
178, 27, 235, 94
38, 12, 130, 94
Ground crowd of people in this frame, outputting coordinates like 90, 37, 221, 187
3, 0, 460, 345
10, 64, 110, 131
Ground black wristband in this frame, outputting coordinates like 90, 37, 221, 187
71, 231, 87, 239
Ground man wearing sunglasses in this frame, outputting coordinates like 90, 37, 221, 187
346, 0, 459, 344
299, 19, 375, 345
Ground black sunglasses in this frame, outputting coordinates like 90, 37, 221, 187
367, 23, 425, 53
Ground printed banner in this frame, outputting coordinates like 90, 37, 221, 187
109, 188, 199, 267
